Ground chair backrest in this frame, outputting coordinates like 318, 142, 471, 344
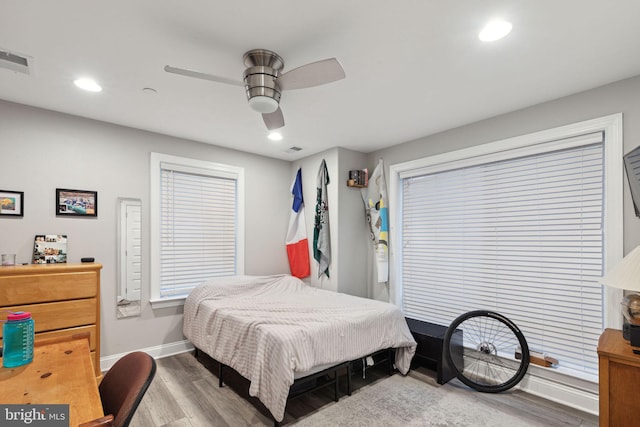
99, 351, 156, 427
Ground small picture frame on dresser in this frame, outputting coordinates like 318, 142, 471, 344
33, 234, 68, 264
0, 190, 24, 217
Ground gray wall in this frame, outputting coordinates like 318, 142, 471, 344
368, 74, 640, 255
289, 147, 369, 296
0, 100, 292, 357
3, 72, 639, 361
336, 147, 369, 297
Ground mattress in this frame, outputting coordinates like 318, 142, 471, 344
183, 274, 416, 421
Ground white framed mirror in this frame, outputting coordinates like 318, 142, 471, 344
116, 198, 142, 318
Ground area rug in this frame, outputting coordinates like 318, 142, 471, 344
290, 372, 542, 427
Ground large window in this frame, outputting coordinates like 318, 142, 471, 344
150, 153, 244, 307
390, 115, 623, 385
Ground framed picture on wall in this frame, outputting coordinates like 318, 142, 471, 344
0, 190, 24, 217
56, 188, 98, 217
33, 234, 67, 264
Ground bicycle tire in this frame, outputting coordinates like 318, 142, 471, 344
443, 310, 530, 393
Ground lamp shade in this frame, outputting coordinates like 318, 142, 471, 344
599, 245, 640, 291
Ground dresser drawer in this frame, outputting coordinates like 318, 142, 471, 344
0, 324, 97, 351
0, 271, 97, 305
0, 298, 96, 339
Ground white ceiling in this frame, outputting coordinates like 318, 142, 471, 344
2, 1, 640, 161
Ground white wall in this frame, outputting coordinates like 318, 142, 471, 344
290, 147, 369, 296
0, 100, 292, 357
365, 75, 640, 414
291, 149, 339, 290
5, 72, 639, 366
336, 148, 369, 297
369, 74, 640, 255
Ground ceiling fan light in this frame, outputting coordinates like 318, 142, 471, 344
248, 95, 279, 114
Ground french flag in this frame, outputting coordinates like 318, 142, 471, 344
286, 168, 310, 278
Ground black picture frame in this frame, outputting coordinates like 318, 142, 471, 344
56, 188, 98, 217
0, 190, 24, 217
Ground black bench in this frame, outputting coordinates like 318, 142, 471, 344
405, 318, 461, 385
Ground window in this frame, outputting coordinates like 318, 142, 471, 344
150, 153, 244, 307
390, 115, 623, 385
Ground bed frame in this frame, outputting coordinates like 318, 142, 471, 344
194, 347, 395, 426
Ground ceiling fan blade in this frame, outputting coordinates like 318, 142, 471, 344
164, 65, 244, 87
263, 107, 285, 130
276, 58, 345, 91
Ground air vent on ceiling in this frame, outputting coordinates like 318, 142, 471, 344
285, 146, 303, 153
0, 49, 32, 75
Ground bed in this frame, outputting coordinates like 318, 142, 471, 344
183, 274, 417, 422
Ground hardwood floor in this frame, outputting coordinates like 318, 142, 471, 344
130, 351, 599, 427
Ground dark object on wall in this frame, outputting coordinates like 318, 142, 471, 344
0, 190, 24, 217
56, 188, 97, 217
33, 234, 67, 264
623, 146, 640, 218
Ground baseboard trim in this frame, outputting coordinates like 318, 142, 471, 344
99, 340, 194, 372
518, 367, 599, 416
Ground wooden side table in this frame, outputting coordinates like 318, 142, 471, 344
597, 328, 640, 427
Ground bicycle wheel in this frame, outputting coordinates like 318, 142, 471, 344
443, 310, 530, 393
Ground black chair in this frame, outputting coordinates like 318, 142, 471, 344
98, 351, 157, 427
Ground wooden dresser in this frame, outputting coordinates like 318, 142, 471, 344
0, 263, 102, 378
597, 328, 640, 427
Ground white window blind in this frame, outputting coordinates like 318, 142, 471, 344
159, 165, 238, 299
401, 133, 604, 377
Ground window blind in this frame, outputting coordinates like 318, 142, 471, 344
401, 134, 604, 377
159, 167, 237, 298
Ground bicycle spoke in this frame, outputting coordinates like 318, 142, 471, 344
443, 310, 530, 393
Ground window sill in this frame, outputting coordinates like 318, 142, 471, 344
149, 296, 186, 309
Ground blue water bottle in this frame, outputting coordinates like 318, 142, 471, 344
2, 311, 35, 368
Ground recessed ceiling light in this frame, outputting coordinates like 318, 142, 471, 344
479, 20, 512, 42
74, 77, 102, 92
268, 131, 283, 141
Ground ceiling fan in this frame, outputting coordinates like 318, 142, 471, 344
164, 49, 346, 130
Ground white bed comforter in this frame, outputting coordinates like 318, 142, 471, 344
183, 275, 417, 422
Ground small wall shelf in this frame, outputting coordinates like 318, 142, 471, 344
346, 180, 366, 188
347, 169, 368, 188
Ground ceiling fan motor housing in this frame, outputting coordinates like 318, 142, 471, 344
243, 49, 284, 113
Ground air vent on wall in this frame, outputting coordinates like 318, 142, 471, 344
285, 146, 303, 153
0, 49, 32, 75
